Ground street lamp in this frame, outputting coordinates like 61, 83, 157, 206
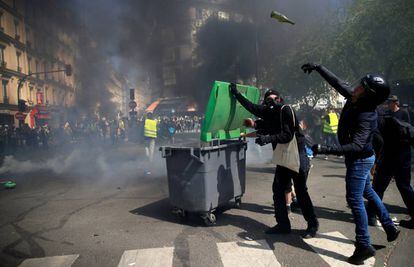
17, 64, 72, 106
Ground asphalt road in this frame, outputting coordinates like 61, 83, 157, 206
0, 135, 413, 267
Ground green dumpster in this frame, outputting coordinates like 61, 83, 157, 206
160, 81, 260, 225
200, 81, 260, 142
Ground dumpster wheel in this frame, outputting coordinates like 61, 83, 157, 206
202, 213, 216, 226
172, 207, 187, 219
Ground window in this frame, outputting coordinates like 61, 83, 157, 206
0, 46, 5, 66
27, 57, 31, 74
45, 87, 48, 104
14, 19, 19, 39
35, 60, 39, 78
2, 80, 8, 104
16, 51, 21, 72
162, 66, 176, 86
51, 62, 55, 80
25, 26, 31, 47
29, 86, 33, 102
44, 62, 47, 79
0, 10, 3, 31
163, 48, 175, 63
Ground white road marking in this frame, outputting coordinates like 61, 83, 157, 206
18, 254, 79, 267
217, 239, 281, 267
117, 247, 174, 267
303, 231, 375, 267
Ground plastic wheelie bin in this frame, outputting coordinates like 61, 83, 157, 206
160, 81, 260, 225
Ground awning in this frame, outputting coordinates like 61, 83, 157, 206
145, 97, 197, 114
145, 100, 160, 113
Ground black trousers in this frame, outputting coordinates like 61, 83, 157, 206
367, 148, 414, 218
273, 152, 318, 228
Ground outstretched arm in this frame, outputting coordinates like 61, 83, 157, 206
302, 63, 353, 99
229, 83, 267, 119
312, 114, 375, 155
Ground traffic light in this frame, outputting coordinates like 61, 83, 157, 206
18, 99, 26, 112
130, 89, 135, 100
65, 64, 72, 76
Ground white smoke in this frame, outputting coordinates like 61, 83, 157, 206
0, 146, 167, 178
245, 138, 273, 165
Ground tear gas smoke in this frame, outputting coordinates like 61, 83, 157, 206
0, 146, 167, 179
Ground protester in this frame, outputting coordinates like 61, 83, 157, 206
303, 62, 400, 265
230, 83, 319, 239
367, 95, 414, 229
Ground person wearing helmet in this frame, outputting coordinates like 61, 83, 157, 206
367, 95, 414, 229
229, 83, 319, 239
301, 63, 400, 265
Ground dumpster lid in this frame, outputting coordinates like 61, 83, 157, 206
200, 81, 260, 142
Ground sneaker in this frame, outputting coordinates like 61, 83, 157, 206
384, 225, 400, 242
399, 219, 414, 229
265, 224, 291, 235
324, 156, 329, 160
348, 245, 376, 265
302, 223, 319, 239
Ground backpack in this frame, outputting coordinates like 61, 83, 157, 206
387, 116, 414, 144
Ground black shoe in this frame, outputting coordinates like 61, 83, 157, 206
385, 225, 400, 242
399, 219, 414, 229
348, 245, 375, 265
265, 224, 291, 235
368, 216, 377, 227
302, 224, 319, 239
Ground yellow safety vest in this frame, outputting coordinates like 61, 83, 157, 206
323, 112, 339, 134
144, 119, 157, 138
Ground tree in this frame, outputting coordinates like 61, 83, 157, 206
326, 0, 414, 81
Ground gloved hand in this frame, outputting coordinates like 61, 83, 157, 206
301, 63, 319, 74
255, 134, 272, 146
229, 82, 238, 95
311, 144, 342, 156
311, 144, 332, 156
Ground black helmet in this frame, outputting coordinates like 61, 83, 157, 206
360, 74, 390, 105
264, 89, 280, 100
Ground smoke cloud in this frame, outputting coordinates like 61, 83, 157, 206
56, 0, 349, 112
0, 146, 166, 179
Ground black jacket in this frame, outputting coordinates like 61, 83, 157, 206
374, 107, 411, 155
316, 65, 377, 159
233, 92, 306, 151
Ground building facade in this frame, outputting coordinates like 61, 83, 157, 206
149, 0, 254, 107
0, 0, 77, 127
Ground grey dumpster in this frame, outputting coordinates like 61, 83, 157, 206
160, 140, 247, 225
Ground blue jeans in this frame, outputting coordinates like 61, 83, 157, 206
345, 155, 393, 247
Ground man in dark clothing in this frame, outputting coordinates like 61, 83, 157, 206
304, 63, 400, 265
229, 83, 319, 238
367, 95, 414, 229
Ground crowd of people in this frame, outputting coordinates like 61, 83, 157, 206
0, 114, 204, 155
